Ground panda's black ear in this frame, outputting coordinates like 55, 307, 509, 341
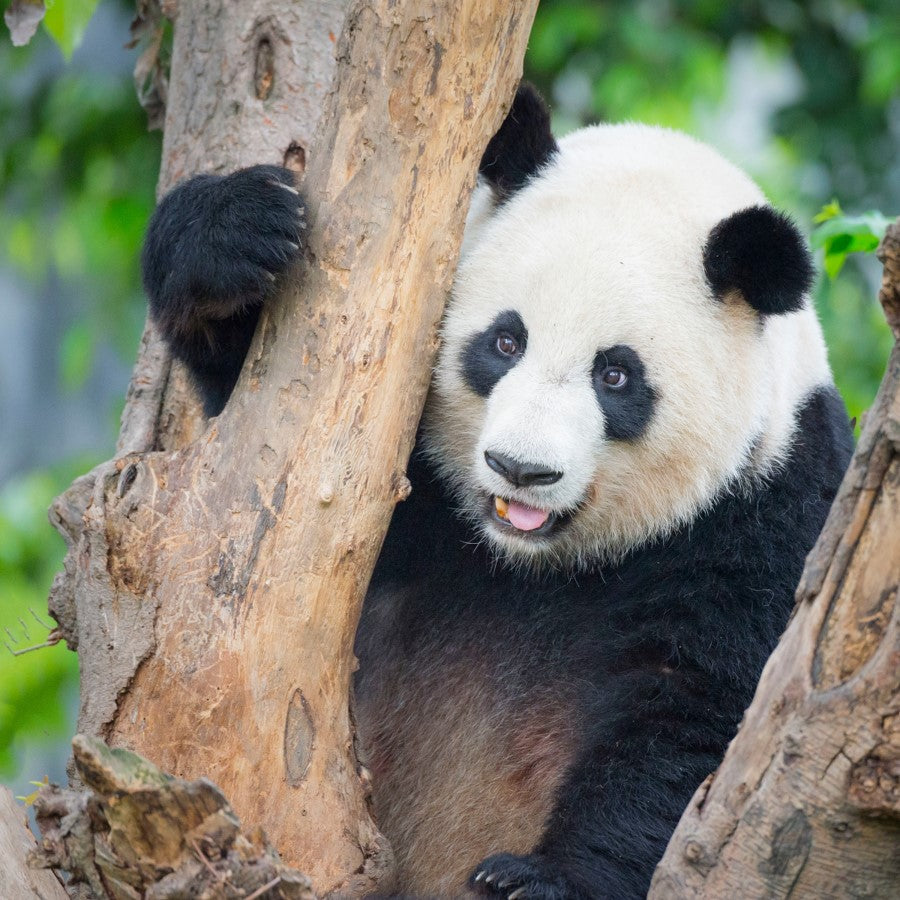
703, 206, 814, 315
479, 82, 558, 201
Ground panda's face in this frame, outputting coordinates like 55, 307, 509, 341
424, 123, 829, 569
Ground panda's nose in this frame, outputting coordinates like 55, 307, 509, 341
484, 450, 563, 487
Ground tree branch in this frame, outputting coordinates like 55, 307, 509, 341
0, 786, 67, 900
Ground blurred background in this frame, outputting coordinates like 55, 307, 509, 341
1, 0, 897, 801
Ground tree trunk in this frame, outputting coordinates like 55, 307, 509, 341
46, 0, 537, 895
120, 0, 351, 460
650, 220, 900, 898
0, 786, 67, 900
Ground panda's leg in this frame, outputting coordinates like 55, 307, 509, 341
141, 165, 306, 415
468, 669, 728, 900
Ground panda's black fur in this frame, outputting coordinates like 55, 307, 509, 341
141, 85, 853, 899
141, 164, 301, 415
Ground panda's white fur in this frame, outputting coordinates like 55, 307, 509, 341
426, 123, 832, 569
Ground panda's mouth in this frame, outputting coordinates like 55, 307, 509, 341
489, 495, 569, 537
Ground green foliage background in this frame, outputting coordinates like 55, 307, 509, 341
1, 0, 897, 796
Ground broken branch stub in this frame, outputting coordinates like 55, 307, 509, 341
30, 735, 315, 900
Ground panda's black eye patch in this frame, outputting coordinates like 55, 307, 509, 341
461, 310, 527, 397
592, 345, 656, 441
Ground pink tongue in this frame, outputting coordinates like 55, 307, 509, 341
506, 500, 550, 532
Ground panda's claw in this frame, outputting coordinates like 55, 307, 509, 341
271, 178, 300, 196
468, 853, 578, 899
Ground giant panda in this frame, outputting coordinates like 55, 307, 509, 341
141, 85, 854, 899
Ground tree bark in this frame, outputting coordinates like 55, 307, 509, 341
46, 0, 537, 895
30, 736, 315, 900
0, 786, 67, 900
650, 220, 900, 898
122, 0, 351, 460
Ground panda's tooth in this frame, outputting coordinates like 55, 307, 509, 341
495, 496, 509, 520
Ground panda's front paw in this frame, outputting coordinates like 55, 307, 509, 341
142, 164, 307, 333
469, 853, 582, 900
208, 164, 307, 294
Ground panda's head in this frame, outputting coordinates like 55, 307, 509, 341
424, 85, 831, 570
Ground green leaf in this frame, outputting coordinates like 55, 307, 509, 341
824, 249, 847, 280
810, 206, 894, 280
17, 776, 49, 806
41, 0, 100, 59
812, 199, 842, 224
0, 464, 85, 779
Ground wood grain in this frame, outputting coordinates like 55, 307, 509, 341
29, 736, 315, 899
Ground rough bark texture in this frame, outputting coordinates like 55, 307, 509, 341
46, 1, 537, 895
0, 786, 67, 900
49, 0, 349, 697
120, 0, 351, 461
30, 736, 314, 900
650, 221, 900, 898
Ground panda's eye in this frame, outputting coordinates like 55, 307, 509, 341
495, 333, 519, 357
600, 366, 628, 388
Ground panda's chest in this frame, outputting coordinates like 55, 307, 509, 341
354, 590, 585, 895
